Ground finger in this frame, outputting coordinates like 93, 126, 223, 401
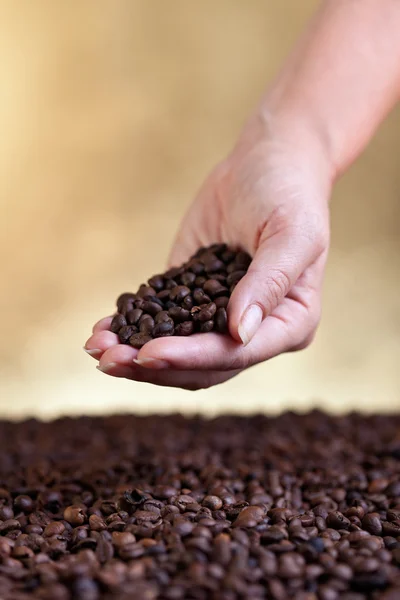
97, 347, 240, 389
84, 330, 119, 359
133, 296, 310, 372
92, 316, 113, 334
228, 224, 321, 345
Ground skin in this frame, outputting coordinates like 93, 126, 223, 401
85, 0, 400, 390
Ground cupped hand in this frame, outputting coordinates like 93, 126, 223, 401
85, 117, 332, 389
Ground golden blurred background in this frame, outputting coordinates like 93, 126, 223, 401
1, 0, 399, 419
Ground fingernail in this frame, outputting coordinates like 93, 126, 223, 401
96, 362, 117, 373
83, 348, 102, 358
238, 304, 263, 346
133, 358, 170, 370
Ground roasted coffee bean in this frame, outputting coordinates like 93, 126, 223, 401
199, 320, 214, 333
226, 270, 246, 287
143, 300, 163, 316
164, 279, 178, 291
155, 311, 173, 324
234, 251, 252, 269
147, 275, 164, 292
110, 314, 127, 334
193, 288, 212, 305
194, 276, 207, 287
169, 286, 191, 303
180, 272, 196, 287
362, 513, 382, 535
116, 293, 136, 313
191, 302, 217, 322
181, 295, 194, 310
118, 325, 138, 344
14, 495, 34, 514
139, 316, 155, 335
203, 279, 229, 298
168, 307, 191, 323
64, 505, 85, 526
215, 308, 228, 333
203, 255, 225, 273
214, 296, 229, 309
175, 321, 194, 336
137, 285, 156, 299
129, 333, 153, 349
153, 321, 174, 338
187, 260, 205, 275
126, 308, 143, 325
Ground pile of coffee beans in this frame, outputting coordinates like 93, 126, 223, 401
1, 412, 400, 599
109, 244, 252, 348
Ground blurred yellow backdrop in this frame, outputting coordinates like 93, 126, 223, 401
1, 0, 399, 419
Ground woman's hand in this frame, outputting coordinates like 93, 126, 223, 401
84, 112, 332, 389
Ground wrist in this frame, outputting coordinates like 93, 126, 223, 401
233, 99, 335, 202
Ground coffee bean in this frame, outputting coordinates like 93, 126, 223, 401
203, 496, 223, 511
169, 286, 191, 303
175, 321, 194, 336
203, 279, 229, 298
180, 272, 196, 287
118, 325, 138, 344
192, 276, 206, 287
153, 321, 174, 338
362, 513, 382, 535
147, 275, 164, 291
116, 293, 136, 312
143, 300, 163, 316
63, 506, 85, 526
14, 495, 34, 514
203, 255, 225, 273
139, 316, 155, 335
193, 289, 212, 305
154, 311, 173, 324
126, 308, 143, 325
214, 296, 229, 309
137, 285, 156, 299
191, 302, 217, 322
168, 307, 190, 323
198, 320, 212, 333
110, 314, 127, 334
215, 308, 228, 333
326, 511, 350, 530
181, 295, 194, 310
226, 270, 246, 287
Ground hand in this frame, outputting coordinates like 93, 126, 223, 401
84, 113, 332, 389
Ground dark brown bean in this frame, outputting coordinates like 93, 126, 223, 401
199, 320, 214, 333
126, 308, 143, 325
143, 300, 163, 316
175, 321, 194, 336
148, 275, 164, 291
118, 325, 138, 344
168, 307, 191, 323
215, 308, 228, 333
153, 321, 174, 338
110, 314, 127, 333
129, 333, 153, 349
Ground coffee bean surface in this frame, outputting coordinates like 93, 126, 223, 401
0, 412, 400, 598
110, 244, 251, 347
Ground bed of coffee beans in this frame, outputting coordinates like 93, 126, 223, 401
1, 412, 400, 599
109, 244, 252, 348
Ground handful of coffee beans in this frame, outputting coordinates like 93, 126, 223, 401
110, 244, 252, 348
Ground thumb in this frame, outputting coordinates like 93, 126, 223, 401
228, 227, 319, 345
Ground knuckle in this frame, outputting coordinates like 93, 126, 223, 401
250, 268, 291, 313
